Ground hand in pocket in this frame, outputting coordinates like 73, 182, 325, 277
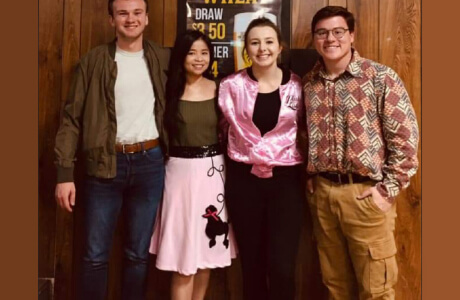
356, 186, 392, 213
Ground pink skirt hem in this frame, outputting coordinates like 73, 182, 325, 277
150, 154, 237, 275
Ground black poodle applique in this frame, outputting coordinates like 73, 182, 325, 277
202, 205, 229, 249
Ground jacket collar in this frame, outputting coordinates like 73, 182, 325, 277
246, 65, 291, 85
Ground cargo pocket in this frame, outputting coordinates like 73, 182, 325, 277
364, 238, 398, 295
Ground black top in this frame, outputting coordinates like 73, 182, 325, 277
248, 67, 291, 136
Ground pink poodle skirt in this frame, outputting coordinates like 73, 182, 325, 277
150, 153, 237, 275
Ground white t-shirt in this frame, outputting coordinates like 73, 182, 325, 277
114, 47, 159, 144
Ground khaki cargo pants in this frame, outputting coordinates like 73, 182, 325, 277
308, 175, 398, 300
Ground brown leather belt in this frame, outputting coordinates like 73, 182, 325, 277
115, 139, 159, 154
319, 172, 372, 184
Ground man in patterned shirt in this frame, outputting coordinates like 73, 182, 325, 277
303, 6, 419, 300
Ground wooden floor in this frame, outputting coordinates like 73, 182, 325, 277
38, 279, 53, 300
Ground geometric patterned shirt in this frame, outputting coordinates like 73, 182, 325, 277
302, 50, 419, 202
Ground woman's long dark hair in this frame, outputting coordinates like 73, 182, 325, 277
164, 30, 214, 140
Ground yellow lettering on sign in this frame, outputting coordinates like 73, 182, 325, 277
192, 23, 205, 34
208, 23, 226, 39
221, 0, 257, 4
212, 61, 218, 78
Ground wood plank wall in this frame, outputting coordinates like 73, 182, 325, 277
39, 0, 421, 299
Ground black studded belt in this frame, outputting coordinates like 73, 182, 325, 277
169, 144, 222, 158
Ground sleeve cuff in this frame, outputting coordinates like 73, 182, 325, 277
375, 182, 395, 204
56, 166, 74, 183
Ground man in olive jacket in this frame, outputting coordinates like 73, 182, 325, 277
54, 1, 169, 299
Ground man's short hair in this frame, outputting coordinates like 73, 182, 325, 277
311, 6, 355, 33
108, 0, 149, 17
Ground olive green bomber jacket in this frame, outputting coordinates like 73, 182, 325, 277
54, 39, 170, 183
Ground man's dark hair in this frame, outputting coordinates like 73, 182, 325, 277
311, 6, 355, 33
108, 0, 149, 17
164, 30, 215, 138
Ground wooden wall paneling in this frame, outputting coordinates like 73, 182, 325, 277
39, 0, 64, 281
80, 0, 115, 55
145, 0, 165, 45
38, 0, 422, 299
53, 0, 82, 299
348, 0, 379, 61
393, 178, 421, 300
39, 279, 52, 300
328, 0, 346, 7
291, 0, 328, 49
379, 0, 421, 103
379, 0, 421, 299
61, 0, 83, 96
163, 0, 177, 47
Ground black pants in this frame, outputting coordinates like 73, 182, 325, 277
225, 159, 304, 300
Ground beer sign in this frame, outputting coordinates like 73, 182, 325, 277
180, 0, 289, 79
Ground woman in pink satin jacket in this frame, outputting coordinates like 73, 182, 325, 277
218, 17, 305, 300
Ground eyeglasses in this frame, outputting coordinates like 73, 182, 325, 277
314, 27, 349, 40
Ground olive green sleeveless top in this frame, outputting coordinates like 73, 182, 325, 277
171, 98, 219, 147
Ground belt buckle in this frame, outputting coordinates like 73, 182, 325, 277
328, 172, 342, 184
122, 144, 136, 154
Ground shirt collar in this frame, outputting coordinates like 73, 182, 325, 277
312, 49, 364, 80
108, 38, 148, 61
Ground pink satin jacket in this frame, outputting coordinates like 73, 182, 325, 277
218, 69, 304, 178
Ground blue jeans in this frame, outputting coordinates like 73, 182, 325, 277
77, 146, 164, 300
